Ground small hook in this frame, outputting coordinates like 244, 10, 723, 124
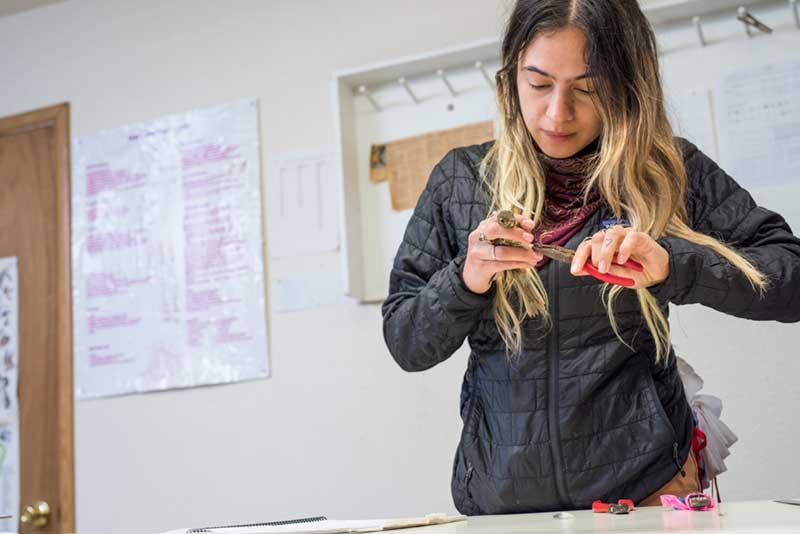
356, 85, 381, 112
737, 6, 773, 36
437, 69, 457, 97
475, 61, 495, 89
693, 16, 707, 46
398, 77, 419, 104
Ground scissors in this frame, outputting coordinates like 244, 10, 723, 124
493, 210, 643, 287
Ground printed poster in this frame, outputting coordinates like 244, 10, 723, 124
72, 100, 269, 398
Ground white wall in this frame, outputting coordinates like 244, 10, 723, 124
655, 1, 800, 511
0, 2, 508, 533
0, 2, 798, 534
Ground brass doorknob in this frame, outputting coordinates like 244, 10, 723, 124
20, 501, 50, 528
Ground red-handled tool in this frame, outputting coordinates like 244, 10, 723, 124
532, 243, 644, 287
592, 499, 635, 514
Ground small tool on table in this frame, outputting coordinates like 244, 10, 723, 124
493, 210, 644, 287
660, 492, 715, 511
592, 499, 635, 514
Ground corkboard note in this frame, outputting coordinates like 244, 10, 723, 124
369, 121, 494, 211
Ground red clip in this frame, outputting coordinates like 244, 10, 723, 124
592, 499, 635, 514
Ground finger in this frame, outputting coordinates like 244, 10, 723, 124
597, 227, 628, 274
485, 220, 502, 240
496, 226, 535, 244
590, 231, 606, 270
491, 244, 543, 263
514, 214, 535, 232
485, 220, 535, 246
487, 243, 497, 262
470, 221, 488, 245
513, 214, 535, 240
604, 262, 641, 279
571, 239, 593, 275
617, 231, 643, 266
601, 263, 645, 288
513, 225, 535, 244
488, 211, 536, 238
503, 215, 536, 243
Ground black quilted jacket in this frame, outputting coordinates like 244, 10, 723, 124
382, 139, 800, 514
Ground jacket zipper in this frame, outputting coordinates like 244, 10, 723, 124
464, 464, 474, 498
548, 263, 571, 509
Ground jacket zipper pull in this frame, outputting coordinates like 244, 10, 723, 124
673, 442, 687, 477
464, 464, 474, 498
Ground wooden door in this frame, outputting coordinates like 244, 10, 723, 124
0, 104, 74, 533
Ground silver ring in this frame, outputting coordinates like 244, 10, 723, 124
491, 245, 497, 261
479, 231, 486, 242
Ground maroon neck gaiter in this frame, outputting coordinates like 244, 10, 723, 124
532, 141, 603, 267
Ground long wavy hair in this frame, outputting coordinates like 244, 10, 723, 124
483, 0, 766, 361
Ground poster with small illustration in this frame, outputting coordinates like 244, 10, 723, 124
0, 257, 19, 529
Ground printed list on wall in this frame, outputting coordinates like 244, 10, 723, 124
716, 59, 800, 189
72, 100, 269, 399
715, 59, 800, 229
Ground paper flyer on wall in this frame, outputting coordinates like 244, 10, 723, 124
72, 100, 269, 399
715, 59, 800, 228
716, 59, 800, 189
0, 257, 20, 529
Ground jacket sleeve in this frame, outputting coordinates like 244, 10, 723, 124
381, 149, 493, 372
649, 140, 800, 322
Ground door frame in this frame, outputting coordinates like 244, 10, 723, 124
0, 103, 74, 531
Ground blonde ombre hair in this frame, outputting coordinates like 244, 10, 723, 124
483, 0, 766, 360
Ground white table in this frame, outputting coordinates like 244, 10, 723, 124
414, 501, 800, 534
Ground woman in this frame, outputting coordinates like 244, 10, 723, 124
382, 0, 800, 515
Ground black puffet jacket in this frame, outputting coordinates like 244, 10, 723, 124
381, 139, 800, 514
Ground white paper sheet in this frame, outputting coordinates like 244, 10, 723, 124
716, 60, 800, 188
72, 100, 269, 399
0, 257, 19, 530
0, 421, 19, 532
267, 150, 340, 258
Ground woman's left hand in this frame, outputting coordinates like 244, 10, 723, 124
570, 226, 669, 289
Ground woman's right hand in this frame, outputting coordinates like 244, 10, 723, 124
462, 213, 544, 294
